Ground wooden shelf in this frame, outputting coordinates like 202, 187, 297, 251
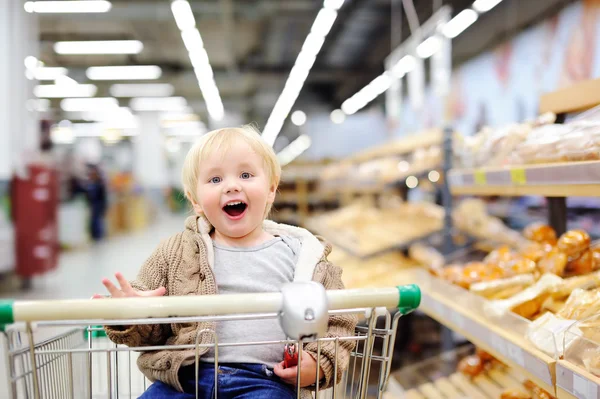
540, 78, 600, 114
348, 129, 442, 163
399, 369, 525, 399
394, 269, 558, 395
449, 161, 600, 197
556, 360, 600, 399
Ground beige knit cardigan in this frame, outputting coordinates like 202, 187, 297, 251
105, 215, 357, 395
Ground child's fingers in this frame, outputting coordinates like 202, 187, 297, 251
114, 272, 135, 296
274, 364, 298, 381
140, 286, 167, 297
91, 294, 105, 299
102, 278, 123, 297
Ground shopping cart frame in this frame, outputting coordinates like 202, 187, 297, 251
1, 284, 420, 399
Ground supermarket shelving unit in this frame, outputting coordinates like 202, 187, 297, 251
439, 79, 600, 398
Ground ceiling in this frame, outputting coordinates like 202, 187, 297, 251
37, 0, 577, 145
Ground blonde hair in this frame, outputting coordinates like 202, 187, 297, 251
182, 125, 281, 214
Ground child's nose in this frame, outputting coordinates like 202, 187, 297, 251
224, 180, 241, 193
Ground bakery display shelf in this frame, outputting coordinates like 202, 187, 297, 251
401, 368, 524, 399
386, 344, 525, 399
275, 191, 338, 206
554, 317, 600, 399
322, 165, 441, 195
540, 77, 600, 115
449, 160, 600, 197
306, 221, 442, 260
349, 129, 442, 163
556, 360, 600, 399
398, 268, 557, 395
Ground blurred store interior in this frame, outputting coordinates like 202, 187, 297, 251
2, 0, 600, 397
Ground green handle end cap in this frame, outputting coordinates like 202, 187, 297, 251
0, 300, 15, 325
397, 284, 420, 314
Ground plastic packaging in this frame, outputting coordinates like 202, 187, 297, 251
486, 273, 564, 319
470, 274, 535, 299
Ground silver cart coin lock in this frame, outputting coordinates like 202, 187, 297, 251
278, 282, 328, 341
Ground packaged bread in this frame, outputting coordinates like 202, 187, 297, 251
567, 249, 597, 276
408, 243, 444, 272
523, 223, 557, 245
557, 229, 591, 258
526, 311, 581, 357
537, 248, 568, 276
458, 354, 485, 378
519, 241, 553, 262
501, 390, 532, 399
558, 288, 600, 320
523, 380, 556, 399
550, 270, 600, 299
470, 274, 535, 299
582, 346, 600, 377
486, 274, 564, 319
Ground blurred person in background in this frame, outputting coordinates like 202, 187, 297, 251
85, 164, 108, 242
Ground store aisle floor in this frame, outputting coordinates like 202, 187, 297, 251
2, 213, 187, 300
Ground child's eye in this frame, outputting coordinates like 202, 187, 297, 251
240, 172, 251, 179
210, 177, 222, 184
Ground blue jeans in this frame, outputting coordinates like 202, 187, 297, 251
139, 363, 297, 399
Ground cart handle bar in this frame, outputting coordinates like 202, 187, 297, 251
0, 285, 420, 324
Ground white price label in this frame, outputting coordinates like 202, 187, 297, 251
490, 334, 507, 358
450, 311, 466, 330
448, 173, 463, 187
433, 301, 444, 316
506, 344, 525, 367
574, 373, 598, 399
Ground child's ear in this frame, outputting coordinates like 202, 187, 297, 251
267, 183, 277, 203
186, 190, 204, 215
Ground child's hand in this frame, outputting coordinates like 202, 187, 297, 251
93, 272, 166, 299
273, 350, 324, 388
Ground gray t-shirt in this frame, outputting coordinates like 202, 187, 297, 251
202, 235, 301, 366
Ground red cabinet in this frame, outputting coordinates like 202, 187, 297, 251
11, 165, 59, 278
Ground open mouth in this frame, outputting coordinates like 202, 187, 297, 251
222, 201, 248, 218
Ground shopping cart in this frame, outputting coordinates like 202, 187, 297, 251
0, 282, 420, 399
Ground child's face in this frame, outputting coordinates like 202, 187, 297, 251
193, 141, 276, 239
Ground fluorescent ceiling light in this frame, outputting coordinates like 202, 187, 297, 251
130, 97, 188, 112
443, 9, 478, 39
110, 83, 174, 97
170, 0, 224, 121
33, 67, 68, 81
311, 8, 338, 37
171, 0, 196, 31
391, 55, 416, 78
181, 29, 204, 52
35, 84, 97, 98
190, 49, 210, 70
472, 0, 503, 13
81, 107, 134, 122
301, 34, 325, 57
26, 99, 51, 112
416, 36, 441, 58
262, 2, 344, 146
277, 135, 312, 166
86, 65, 162, 80
24, 56, 42, 70
61, 97, 119, 112
323, 0, 345, 10
341, 73, 391, 115
291, 111, 307, 126
54, 40, 143, 55
55, 75, 78, 86
330, 109, 345, 124
24, 1, 112, 13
